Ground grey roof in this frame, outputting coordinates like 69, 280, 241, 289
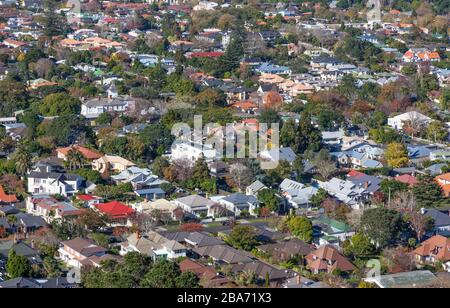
247, 180, 266, 193
257, 239, 313, 257
425, 163, 447, 175
0, 241, 42, 264
175, 195, 216, 209
365, 270, 437, 288
347, 172, 382, 194
0, 205, 20, 215
222, 193, 258, 206
0, 277, 76, 288
422, 208, 450, 228
161, 231, 224, 247
0, 277, 41, 288
193, 245, 253, 264
230, 260, 294, 281
83, 97, 131, 108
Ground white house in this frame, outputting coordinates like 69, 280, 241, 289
171, 141, 218, 163
318, 178, 370, 210
217, 193, 259, 216
81, 95, 134, 119
27, 164, 84, 197
388, 111, 432, 130
120, 232, 187, 261
172, 195, 217, 217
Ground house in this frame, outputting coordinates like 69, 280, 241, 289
171, 141, 218, 163
56, 145, 102, 162
193, 244, 253, 264
217, 193, 259, 216
318, 178, 370, 209
111, 167, 167, 193
246, 181, 267, 196
364, 270, 438, 288
435, 173, 450, 197
76, 194, 103, 208
259, 147, 297, 164
257, 239, 313, 263
421, 208, 450, 236
164, 230, 223, 246
313, 215, 355, 244
27, 163, 84, 197
58, 237, 120, 268
0, 277, 77, 288
120, 231, 187, 261
322, 130, 345, 147
347, 170, 382, 194
0, 185, 18, 204
0, 205, 20, 216
92, 155, 135, 174
306, 245, 355, 274
132, 198, 178, 217
230, 260, 295, 287
425, 163, 447, 176
402, 48, 441, 62
80, 96, 134, 119
26, 195, 82, 223
172, 195, 216, 218
395, 174, 418, 187
388, 111, 432, 130
0, 212, 46, 234
255, 62, 291, 75
94, 201, 135, 226
179, 258, 230, 287
279, 179, 319, 209
414, 235, 450, 272
0, 241, 42, 265
430, 150, 450, 162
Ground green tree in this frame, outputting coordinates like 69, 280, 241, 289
6, 250, 32, 278
413, 176, 443, 208
360, 207, 403, 248
286, 215, 313, 243
343, 233, 375, 258
39, 93, 81, 116
225, 225, 258, 251
257, 189, 279, 212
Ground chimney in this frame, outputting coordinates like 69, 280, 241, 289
296, 274, 301, 285
364, 181, 370, 189
31, 239, 35, 249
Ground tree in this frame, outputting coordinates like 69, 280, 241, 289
427, 122, 448, 143
43, 256, 62, 278
294, 113, 322, 154
280, 119, 296, 148
227, 163, 253, 192
360, 207, 403, 248
257, 189, 279, 212
6, 250, 32, 278
286, 215, 313, 243
176, 271, 200, 288
39, 93, 81, 116
140, 259, 198, 288
413, 176, 443, 208
380, 179, 408, 198
13, 144, 32, 176
192, 155, 210, 183
343, 233, 375, 258
225, 225, 258, 251
66, 149, 86, 171
312, 149, 337, 180
151, 156, 170, 178
385, 143, 409, 168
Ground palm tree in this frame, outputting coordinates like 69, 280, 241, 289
13, 146, 32, 176
66, 149, 86, 171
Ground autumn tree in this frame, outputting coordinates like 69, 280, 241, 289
385, 143, 409, 168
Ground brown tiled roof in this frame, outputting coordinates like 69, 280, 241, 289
306, 245, 355, 272
414, 235, 450, 261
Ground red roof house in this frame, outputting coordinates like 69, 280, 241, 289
0, 185, 18, 203
95, 201, 135, 220
395, 174, 418, 187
